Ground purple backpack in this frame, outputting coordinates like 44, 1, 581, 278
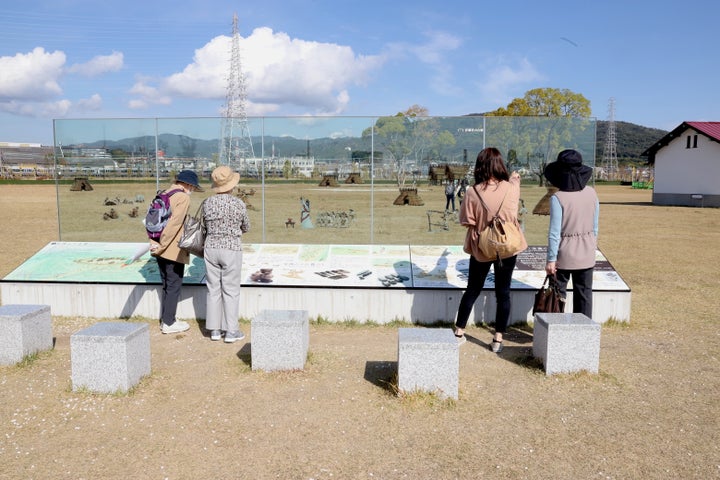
144, 189, 179, 240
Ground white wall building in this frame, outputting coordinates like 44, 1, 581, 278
642, 121, 720, 207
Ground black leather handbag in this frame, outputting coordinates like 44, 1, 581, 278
533, 274, 566, 314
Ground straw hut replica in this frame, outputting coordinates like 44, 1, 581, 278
344, 172, 363, 184
70, 177, 94, 191
444, 164, 468, 182
319, 175, 339, 187
428, 166, 446, 185
393, 187, 424, 206
532, 186, 559, 215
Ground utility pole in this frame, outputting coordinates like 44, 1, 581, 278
218, 13, 255, 169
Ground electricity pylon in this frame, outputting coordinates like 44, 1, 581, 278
218, 13, 255, 168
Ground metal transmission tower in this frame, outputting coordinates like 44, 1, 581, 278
219, 13, 255, 168
602, 97, 619, 180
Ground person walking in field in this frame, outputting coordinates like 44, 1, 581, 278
444, 180, 457, 211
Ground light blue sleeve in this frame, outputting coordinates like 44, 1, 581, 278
547, 196, 562, 262
594, 198, 600, 237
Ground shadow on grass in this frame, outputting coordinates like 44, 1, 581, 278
363, 360, 398, 394
236, 343, 252, 367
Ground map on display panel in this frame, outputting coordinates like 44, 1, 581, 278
3, 242, 630, 292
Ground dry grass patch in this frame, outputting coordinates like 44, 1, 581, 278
1, 182, 719, 479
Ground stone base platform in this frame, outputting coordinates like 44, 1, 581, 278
251, 309, 309, 371
0, 304, 53, 365
397, 328, 458, 399
1, 242, 631, 325
70, 321, 150, 393
533, 313, 601, 375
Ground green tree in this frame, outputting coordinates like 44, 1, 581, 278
283, 159, 292, 179
489, 88, 590, 117
487, 88, 592, 185
362, 105, 456, 187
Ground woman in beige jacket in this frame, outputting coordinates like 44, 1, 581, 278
453, 148, 527, 352
150, 170, 203, 334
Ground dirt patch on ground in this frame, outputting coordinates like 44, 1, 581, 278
1, 183, 719, 479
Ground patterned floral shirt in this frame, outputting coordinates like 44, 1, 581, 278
202, 194, 250, 251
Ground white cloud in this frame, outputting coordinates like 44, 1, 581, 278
38, 99, 73, 117
128, 81, 172, 109
128, 99, 147, 110
144, 27, 384, 114
162, 36, 228, 99
0, 48, 111, 117
476, 57, 545, 105
385, 30, 463, 97
76, 94, 103, 111
67, 52, 124, 76
411, 31, 462, 65
0, 99, 72, 117
0, 47, 66, 101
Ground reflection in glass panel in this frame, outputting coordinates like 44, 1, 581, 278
53, 116, 595, 247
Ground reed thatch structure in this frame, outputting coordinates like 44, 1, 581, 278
533, 186, 559, 215
70, 177, 93, 191
319, 175, 339, 187
344, 173, 363, 184
393, 187, 424, 206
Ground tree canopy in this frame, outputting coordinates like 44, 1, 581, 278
363, 105, 456, 187
488, 88, 591, 118
485, 88, 592, 185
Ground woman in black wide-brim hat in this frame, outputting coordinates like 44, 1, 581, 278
543, 149, 600, 318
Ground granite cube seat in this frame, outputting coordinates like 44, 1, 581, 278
70, 322, 150, 393
397, 328, 458, 400
0, 304, 54, 366
251, 310, 309, 371
533, 313, 601, 375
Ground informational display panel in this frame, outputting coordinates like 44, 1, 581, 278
3, 242, 630, 292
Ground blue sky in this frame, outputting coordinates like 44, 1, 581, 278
1, 0, 718, 144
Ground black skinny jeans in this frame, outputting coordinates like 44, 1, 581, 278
555, 267, 594, 319
455, 255, 517, 333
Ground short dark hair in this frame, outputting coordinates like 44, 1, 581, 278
473, 147, 509, 184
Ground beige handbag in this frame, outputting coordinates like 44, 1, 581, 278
473, 185, 525, 262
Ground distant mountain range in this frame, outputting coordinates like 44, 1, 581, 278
75, 119, 669, 165
595, 120, 668, 160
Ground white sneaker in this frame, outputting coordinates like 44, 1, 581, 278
161, 320, 190, 334
224, 330, 245, 343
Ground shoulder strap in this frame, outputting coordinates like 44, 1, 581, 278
193, 198, 206, 219
472, 183, 509, 218
158, 188, 181, 198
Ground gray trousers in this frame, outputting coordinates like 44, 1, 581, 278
204, 248, 244, 332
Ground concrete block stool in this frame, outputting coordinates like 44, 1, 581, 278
251, 310, 309, 371
70, 322, 150, 393
533, 313, 601, 375
397, 328, 458, 400
0, 304, 53, 366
